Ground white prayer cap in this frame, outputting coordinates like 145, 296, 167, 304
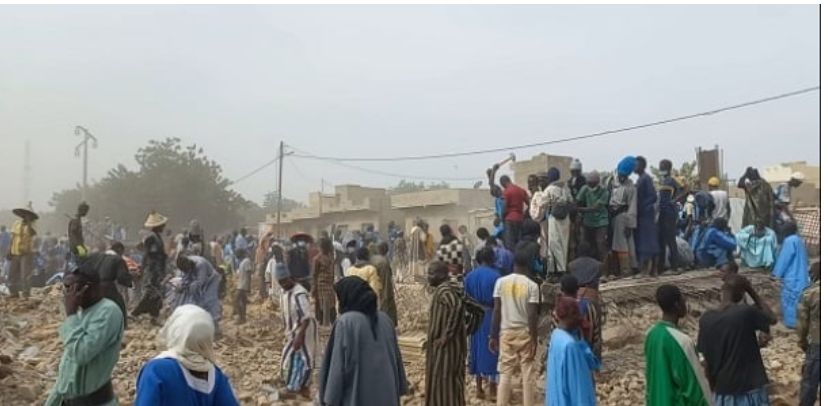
791, 172, 805, 181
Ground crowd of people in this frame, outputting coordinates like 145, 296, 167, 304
0, 152, 819, 406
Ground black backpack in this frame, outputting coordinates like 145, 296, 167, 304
550, 201, 574, 221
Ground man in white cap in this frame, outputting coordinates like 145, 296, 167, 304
775, 171, 805, 226
132, 211, 169, 325
8, 203, 38, 298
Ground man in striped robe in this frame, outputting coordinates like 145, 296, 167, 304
425, 262, 466, 406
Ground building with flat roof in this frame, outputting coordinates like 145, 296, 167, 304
265, 185, 403, 239
390, 188, 493, 234
511, 153, 574, 189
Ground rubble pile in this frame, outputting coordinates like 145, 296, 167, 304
0, 274, 816, 406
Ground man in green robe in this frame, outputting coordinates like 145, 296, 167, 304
737, 167, 774, 229
45, 264, 124, 406
370, 242, 398, 326
645, 284, 712, 406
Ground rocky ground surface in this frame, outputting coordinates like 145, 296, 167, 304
0, 271, 817, 406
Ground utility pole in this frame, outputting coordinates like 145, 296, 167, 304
74, 126, 98, 201
275, 141, 285, 238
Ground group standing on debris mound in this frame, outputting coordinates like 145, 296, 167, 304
2, 151, 818, 406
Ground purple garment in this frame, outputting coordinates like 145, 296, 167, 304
635, 172, 660, 262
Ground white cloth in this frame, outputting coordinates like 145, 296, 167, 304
541, 183, 573, 271
156, 304, 216, 372
493, 273, 540, 330
710, 190, 729, 220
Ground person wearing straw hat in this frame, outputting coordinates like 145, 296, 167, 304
132, 211, 169, 325
8, 202, 38, 298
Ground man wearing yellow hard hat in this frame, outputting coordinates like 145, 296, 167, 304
707, 177, 731, 221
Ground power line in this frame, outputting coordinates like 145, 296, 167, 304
290, 86, 820, 162
288, 146, 481, 182
229, 156, 280, 186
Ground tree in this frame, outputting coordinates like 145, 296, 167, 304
650, 160, 699, 188
389, 179, 451, 193
50, 137, 246, 237
262, 191, 304, 212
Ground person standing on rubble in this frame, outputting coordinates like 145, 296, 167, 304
132, 211, 168, 325
698, 274, 776, 406
45, 265, 123, 406
424, 261, 467, 406
68, 202, 90, 263
797, 261, 821, 406
490, 241, 540, 406
545, 296, 600, 406
134, 305, 240, 406
645, 284, 712, 406
608, 158, 638, 278
8, 202, 38, 299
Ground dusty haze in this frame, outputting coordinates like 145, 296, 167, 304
0, 5, 819, 212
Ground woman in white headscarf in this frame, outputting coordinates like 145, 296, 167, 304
134, 305, 240, 406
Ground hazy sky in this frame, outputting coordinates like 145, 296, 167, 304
0, 5, 819, 212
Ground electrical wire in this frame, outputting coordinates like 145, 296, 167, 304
287, 146, 481, 182
228, 156, 280, 186
290, 86, 820, 162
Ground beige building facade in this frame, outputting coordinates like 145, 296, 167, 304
265, 186, 496, 240
762, 161, 820, 207
390, 188, 494, 234
264, 185, 404, 239
511, 153, 574, 189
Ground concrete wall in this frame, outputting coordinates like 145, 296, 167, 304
511, 153, 574, 189
398, 205, 480, 236
762, 162, 820, 185
271, 187, 495, 240
391, 189, 491, 210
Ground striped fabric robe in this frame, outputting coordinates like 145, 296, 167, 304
425, 283, 467, 406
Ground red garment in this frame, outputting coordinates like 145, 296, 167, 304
502, 184, 528, 222
123, 255, 141, 276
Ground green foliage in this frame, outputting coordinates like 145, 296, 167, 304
49, 137, 246, 236
389, 179, 451, 193
263, 191, 303, 212
650, 160, 699, 188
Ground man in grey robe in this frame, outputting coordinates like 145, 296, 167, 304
317, 276, 408, 406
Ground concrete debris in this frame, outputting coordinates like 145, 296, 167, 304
0, 270, 817, 406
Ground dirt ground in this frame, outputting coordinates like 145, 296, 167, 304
0, 271, 818, 406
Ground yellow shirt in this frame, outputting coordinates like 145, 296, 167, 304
11, 220, 36, 256
346, 264, 383, 299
